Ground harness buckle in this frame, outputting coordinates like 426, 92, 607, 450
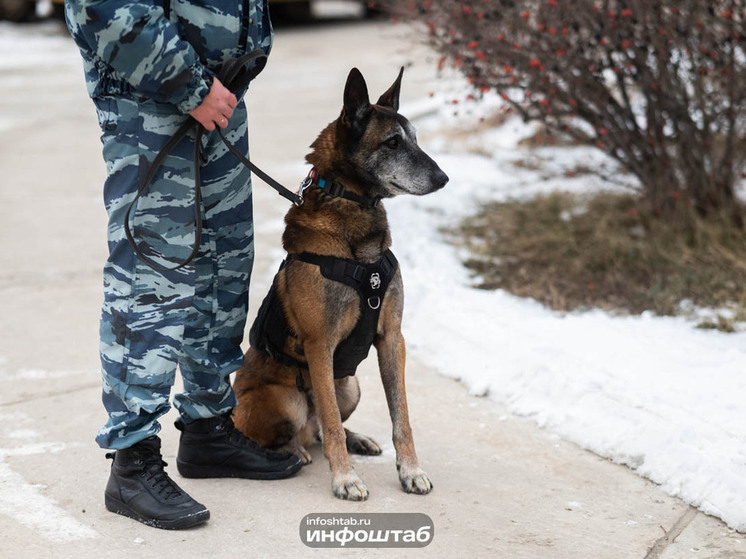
325, 180, 345, 197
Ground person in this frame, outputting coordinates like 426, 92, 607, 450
65, 0, 302, 530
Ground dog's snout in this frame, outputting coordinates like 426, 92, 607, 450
433, 168, 449, 190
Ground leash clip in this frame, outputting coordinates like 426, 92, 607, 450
296, 171, 315, 206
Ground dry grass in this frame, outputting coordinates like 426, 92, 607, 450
448, 192, 746, 331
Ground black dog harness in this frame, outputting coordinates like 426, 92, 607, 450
249, 249, 398, 389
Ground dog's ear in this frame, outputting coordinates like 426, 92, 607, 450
343, 68, 372, 131
376, 67, 404, 112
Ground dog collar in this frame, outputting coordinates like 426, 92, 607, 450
299, 169, 380, 208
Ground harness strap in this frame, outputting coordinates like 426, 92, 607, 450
289, 249, 397, 309
288, 252, 365, 284
249, 250, 399, 390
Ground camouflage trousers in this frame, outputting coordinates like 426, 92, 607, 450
93, 95, 253, 450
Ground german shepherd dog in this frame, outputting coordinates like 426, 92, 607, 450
232, 67, 448, 500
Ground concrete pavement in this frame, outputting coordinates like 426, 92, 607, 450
0, 15, 743, 559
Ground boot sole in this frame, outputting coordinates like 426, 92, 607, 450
104, 493, 210, 530
176, 458, 303, 480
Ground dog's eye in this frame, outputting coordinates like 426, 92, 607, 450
384, 136, 399, 149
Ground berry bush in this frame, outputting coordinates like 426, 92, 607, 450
376, 0, 746, 226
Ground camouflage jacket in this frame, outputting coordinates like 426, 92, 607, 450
65, 0, 273, 114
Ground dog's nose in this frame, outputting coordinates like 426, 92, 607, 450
433, 168, 449, 190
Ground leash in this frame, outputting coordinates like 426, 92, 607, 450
214, 127, 302, 207
125, 50, 380, 273
125, 49, 304, 273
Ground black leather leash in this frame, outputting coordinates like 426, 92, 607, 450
124, 49, 304, 273
125, 49, 382, 273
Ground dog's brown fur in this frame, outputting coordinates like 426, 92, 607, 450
232, 68, 448, 500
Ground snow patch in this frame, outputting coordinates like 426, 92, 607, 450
391, 95, 746, 532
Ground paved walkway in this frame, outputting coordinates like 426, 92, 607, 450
0, 16, 742, 559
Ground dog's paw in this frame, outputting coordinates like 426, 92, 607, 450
332, 472, 369, 501
346, 431, 382, 456
295, 445, 313, 465
399, 466, 433, 495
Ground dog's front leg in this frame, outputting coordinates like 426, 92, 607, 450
376, 331, 433, 495
305, 340, 369, 501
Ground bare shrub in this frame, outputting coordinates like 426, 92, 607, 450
375, 0, 746, 227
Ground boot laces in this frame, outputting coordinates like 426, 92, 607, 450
138, 456, 183, 500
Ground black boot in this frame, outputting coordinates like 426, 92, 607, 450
104, 436, 209, 530
175, 413, 303, 480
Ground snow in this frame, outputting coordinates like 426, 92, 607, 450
389, 92, 746, 532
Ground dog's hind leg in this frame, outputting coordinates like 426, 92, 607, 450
280, 417, 316, 464
233, 383, 312, 463
335, 376, 382, 455
345, 429, 382, 455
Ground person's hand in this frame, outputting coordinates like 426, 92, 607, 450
189, 78, 237, 131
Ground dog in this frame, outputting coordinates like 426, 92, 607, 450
232, 67, 448, 501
